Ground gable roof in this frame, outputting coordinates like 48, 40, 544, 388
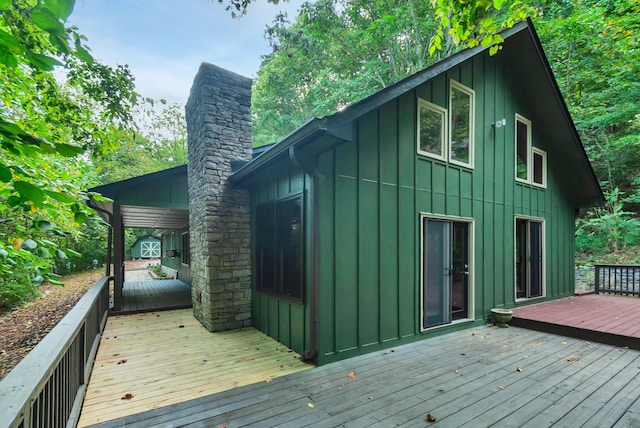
231, 18, 604, 208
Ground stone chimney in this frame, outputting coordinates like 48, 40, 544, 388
186, 63, 252, 332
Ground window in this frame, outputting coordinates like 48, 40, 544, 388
181, 232, 190, 265
515, 114, 531, 182
449, 80, 475, 168
515, 218, 544, 300
515, 114, 547, 187
255, 194, 303, 301
532, 148, 547, 187
417, 99, 447, 160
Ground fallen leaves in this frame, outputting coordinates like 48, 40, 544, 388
566, 357, 578, 362
121, 393, 134, 400
426, 413, 437, 422
516, 367, 523, 372
348, 371, 356, 379
498, 386, 505, 390
117, 359, 127, 365
307, 402, 315, 408
561, 341, 568, 345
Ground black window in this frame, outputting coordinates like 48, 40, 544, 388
255, 195, 303, 301
181, 232, 190, 265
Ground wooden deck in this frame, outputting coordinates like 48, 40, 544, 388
85, 325, 640, 427
78, 309, 313, 427
117, 279, 192, 314
511, 294, 640, 350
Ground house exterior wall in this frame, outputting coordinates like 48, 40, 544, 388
248, 161, 311, 355
314, 50, 576, 365
186, 63, 253, 331
161, 230, 192, 285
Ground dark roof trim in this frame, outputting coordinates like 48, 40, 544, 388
523, 18, 604, 207
229, 118, 349, 184
229, 22, 529, 186
90, 164, 187, 195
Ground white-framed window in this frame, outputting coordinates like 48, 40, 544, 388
515, 114, 532, 183
532, 148, 547, 188
449, 80, 475, 168
515, 114, 547, 187
417, 98, 447, 160
515, 217, 545, 300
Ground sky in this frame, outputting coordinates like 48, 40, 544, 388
69, 0, 305, 105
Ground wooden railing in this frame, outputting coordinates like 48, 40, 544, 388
595, 264, 640, 297
0, 276, 111, 428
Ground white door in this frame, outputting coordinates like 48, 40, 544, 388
141, 241, 161, 258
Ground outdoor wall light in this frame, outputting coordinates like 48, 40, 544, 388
167, 249, 180, 258
492, 118, 507, 128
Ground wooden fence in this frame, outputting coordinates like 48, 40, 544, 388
0, 276, 111, 428
595, 264, 640, 297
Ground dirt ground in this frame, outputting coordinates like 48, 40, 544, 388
0, 260, 157, 381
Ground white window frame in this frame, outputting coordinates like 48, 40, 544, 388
449, 80, 475, 169
515, 113, 532, 184
532, 147, 547, 188
417, 98, 447, 161
514, 216, 546, 302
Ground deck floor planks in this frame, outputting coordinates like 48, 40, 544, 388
511, 295, 640, 354
120, 280, 192, 313
521, 347, 640, 427
78, 309, 313, 427
87, 324, 640, 428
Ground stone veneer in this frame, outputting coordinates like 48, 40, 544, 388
185, 63, 252, 331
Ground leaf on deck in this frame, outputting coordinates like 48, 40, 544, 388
426, 413, 437, 422
348, 371, 356, 378
121, 393, 134, 400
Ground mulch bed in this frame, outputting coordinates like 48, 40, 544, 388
0, 269, 105, 381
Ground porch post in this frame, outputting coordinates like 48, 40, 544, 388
112, 204, 124, 311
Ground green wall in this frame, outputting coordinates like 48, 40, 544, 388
249, 161, 311, 355
161, 229, 192, 285
315, 50, 576, 364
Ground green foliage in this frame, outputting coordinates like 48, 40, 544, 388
253, 0, 445, 146
98, 103, 187, 183
576, 188, 640, 257
1, 0, 138, 305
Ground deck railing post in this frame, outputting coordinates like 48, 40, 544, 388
595, 265, 600, 294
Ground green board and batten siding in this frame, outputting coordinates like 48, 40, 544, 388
314, 50, 576, 365
250, 161, 311, 355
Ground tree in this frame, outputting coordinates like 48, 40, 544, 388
251, 0, 536, 146
1, 0, 138, 299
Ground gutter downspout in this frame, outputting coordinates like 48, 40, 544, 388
288, 145, 319, 362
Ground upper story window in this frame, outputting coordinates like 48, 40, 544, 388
449, 80, 475, 168
532, 148, 547, 187
516, 114, 532, 182
515, 114, 547, 188
417, 99, 447, 160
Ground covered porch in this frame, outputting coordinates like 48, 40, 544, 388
88, 165, 191, 313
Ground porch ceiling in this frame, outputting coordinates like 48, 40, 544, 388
119, 205, 189, 230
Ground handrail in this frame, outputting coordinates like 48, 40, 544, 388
0, 276, 111, 428
595, 264, 640, 297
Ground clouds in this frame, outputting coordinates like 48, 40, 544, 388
69, 0, 303, 104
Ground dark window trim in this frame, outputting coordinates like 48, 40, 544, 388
254, 192, 304, 303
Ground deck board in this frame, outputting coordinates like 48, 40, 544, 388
87, 326, 640, 427
511, 294, 640, 349
78, 309, 313, 427
119, 279, 192, 313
